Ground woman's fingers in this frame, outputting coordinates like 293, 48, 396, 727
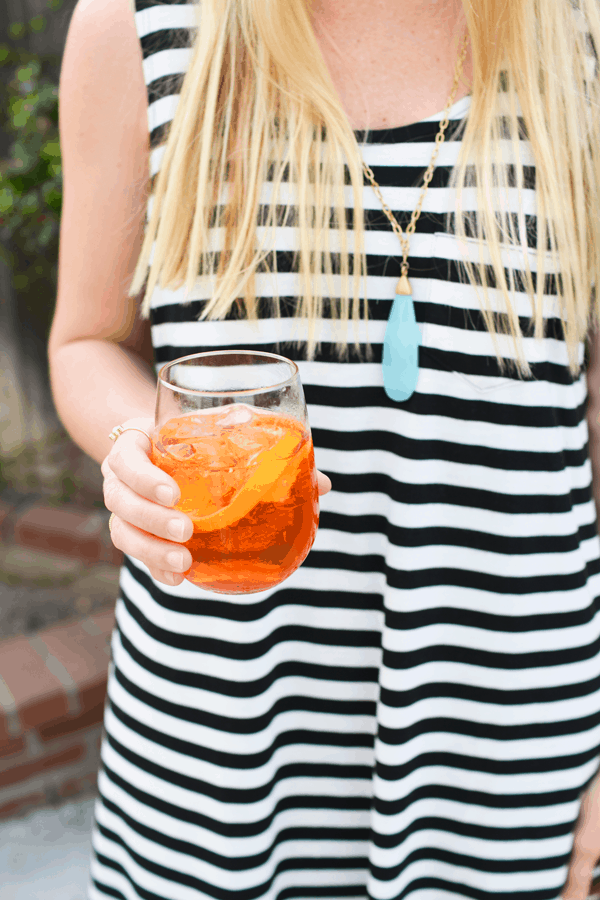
562, 776, 600, 899
148, 568, 186, 588
317, 470, 332, 495
103, 417, 193, 583
104, 465, 193, 543
109, 515, 192, 580
106, 419, 180, 507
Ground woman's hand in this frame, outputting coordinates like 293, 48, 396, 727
102, 416, 333, 587
562, 773, 600, 899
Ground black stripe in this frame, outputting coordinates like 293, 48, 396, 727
147, 72, 185, 106
140, 28, 191, 59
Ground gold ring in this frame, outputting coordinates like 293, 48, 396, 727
108, 512, 116, 534
108, 425, 151, 443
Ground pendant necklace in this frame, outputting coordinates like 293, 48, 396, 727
361, 34, 469, 403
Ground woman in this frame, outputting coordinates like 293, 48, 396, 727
50, 0, 600, 897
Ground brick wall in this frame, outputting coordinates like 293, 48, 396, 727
0, 498, 121, 820
0, 609, 115, 819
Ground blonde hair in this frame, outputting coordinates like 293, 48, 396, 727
130, 0, 600, 375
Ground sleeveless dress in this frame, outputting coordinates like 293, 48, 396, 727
89, 2, 600, 898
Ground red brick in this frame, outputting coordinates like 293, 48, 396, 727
98, 542, 124, 567
14, 504, 108, 564
0, 735, 25, 759
0, 742, 85, 788
0, 637, 69, 733
0, 712, 16, 745
40, 618, 111, 685
38, 694, 106, 742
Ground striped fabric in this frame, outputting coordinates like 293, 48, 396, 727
89, 2, 600, 898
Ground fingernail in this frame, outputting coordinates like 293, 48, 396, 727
167, 519, 185, 541
156, 485, 175, 506
166, 550, 185, 571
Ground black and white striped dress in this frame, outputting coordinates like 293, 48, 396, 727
89, 2, 600, 897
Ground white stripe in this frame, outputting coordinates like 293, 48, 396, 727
308, 403, 587, 454
150, 143, 165, 177
369, 828, 571, 864
377, 689, 600, 729
371, 795, 580, 834
134, 4, 196, 40
148, 93, 179, 133
361, 137, 535, 169
379, 653, 600, 696
212, 182, 538, 217
296, 358, 585, 398
380, 612, 600, 655
371, 757, 599, 800
380, 571, 600, 618
315, 445, 592, 495
151, 312, 575, 359
375, 724, 600, 766
143, 48, 191, 85
317, 490, 595, 541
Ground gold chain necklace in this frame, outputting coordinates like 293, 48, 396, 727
360, 33, 470, 403
362, 33, 470, 297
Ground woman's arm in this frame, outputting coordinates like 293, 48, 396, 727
49, 0, 199, 586
49, 0, 155, 466
50, 0, 331, 588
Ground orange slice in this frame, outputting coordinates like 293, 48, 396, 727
262, 440, 310, 504
190, 430, 301, 532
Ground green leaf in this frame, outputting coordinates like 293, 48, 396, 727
29, 16, 46, 33
40, 140, 60, 159
9, 22, 26, 39
38, 220, 53, 246
11, 99, 33, 128
20, 192, 39, 214
0, 188, 14, 214
17, 65, 34, 82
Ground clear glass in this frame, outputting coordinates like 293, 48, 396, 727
152, 350, 319, 594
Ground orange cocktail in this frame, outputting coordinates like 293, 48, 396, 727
152, 402, 319, 593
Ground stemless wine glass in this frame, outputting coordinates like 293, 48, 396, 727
151, 350, 319, 594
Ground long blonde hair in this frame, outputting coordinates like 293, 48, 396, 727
130, 0, 600, 375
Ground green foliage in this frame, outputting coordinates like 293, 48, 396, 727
0, 0, 63, 294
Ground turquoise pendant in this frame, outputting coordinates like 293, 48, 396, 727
382, 290, 421, 402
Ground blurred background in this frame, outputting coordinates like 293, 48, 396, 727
0, 1, 122, 894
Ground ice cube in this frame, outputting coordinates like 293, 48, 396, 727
163, 441, 196, 460
218, 403, 254, 428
